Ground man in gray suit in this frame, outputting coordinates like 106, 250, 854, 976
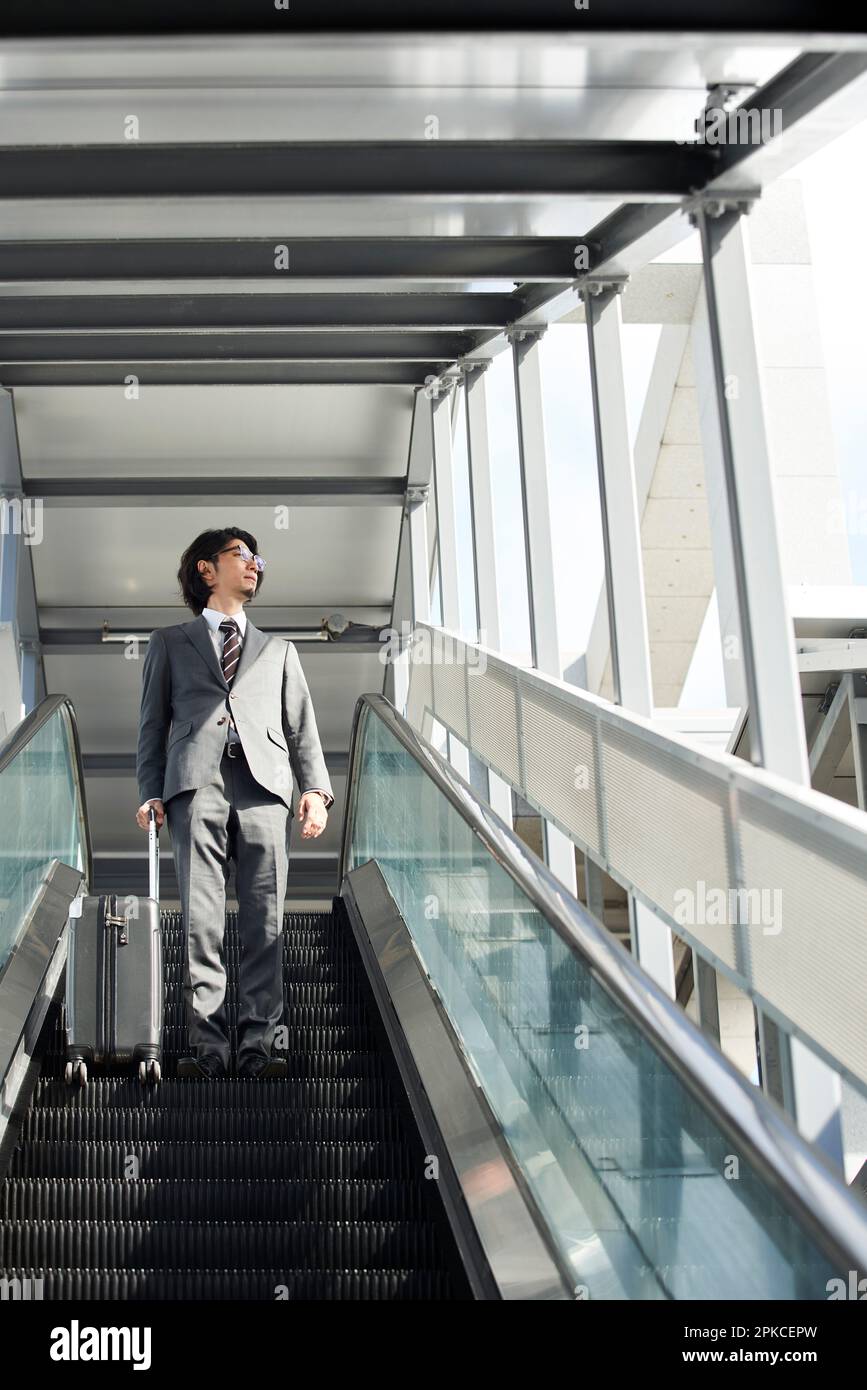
135, 527, 334, 1079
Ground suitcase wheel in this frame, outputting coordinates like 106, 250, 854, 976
65, 1059, 87, 1087
139, 1059, 161, 1085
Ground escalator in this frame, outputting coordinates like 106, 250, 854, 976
1, 906, 470, 1299
1, 691, 867, 1300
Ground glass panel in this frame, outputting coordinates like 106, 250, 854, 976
0, 706, 85, 975
348, 705, 839, 1299
485, 350, 532, 665
451, 383, 480, 640
538, 323, 611, 693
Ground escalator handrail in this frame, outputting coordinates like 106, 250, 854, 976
340, 692, 867, 1277
0, 692, 94, 893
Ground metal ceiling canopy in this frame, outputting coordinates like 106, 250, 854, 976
462, 48, 867, 362
3, 47, 865, 388
0, 141, 711, 201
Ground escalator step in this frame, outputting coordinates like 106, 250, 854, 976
31, 1077, 397, 1110
158, 1003, 373, 1027
22, 1108, 405, 1143
1, 1178, 428, 1222
0, 1267, 457, 1299
37, 1041, 390, 1073
162, 963, 361, 983
9, 1141, 420, 1181
79, 1024, 378, 1052
0, 1219, 445, 1270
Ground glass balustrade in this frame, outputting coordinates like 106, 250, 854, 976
0, 703, 86, 978
345, 702, 844, 1300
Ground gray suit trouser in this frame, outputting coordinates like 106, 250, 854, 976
165, 745, 290, 1070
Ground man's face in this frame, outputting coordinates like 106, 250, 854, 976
205, 541, 260, 601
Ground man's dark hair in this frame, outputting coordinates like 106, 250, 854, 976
177, 527, 265, 616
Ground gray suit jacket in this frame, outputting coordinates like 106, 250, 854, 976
136, 613, 333, 818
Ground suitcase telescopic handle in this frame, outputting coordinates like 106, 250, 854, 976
147, 805, 160, 903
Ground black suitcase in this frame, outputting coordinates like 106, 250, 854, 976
64, 806, 163, 1087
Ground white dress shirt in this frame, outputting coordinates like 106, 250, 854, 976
202, 605, 332, 810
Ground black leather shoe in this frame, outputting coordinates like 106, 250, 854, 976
237, 1054, 287, 1079
177, 1054, 228, 1079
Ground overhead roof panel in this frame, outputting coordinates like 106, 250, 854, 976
0, 34, 806, 93
31, 503, 401, 607
14, 383, 413, 472
0, 195, 626, 241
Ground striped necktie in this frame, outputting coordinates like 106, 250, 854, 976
219, 618, 242, 685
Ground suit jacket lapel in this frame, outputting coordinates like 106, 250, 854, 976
185, 615, 226, 687
183, 612, 269, 689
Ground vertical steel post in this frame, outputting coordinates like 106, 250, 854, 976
509, 327, 575, 890
582, 280, 675, 995
691, 195, 841, 1166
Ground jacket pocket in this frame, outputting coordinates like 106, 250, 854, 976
167, 719, 193, 749
266, 725, 289, 754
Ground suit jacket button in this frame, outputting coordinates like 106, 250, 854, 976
217, 717, 226, 725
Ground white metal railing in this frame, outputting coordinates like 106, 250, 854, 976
404, 622, 867, 1096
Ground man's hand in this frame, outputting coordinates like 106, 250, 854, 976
136, 799, 165, 831
297, 791, 328, 839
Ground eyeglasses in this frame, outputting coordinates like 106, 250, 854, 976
214, 543, 266, 572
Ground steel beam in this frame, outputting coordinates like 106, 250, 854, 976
2, 3, 864, 34
0, 238, 580, 284
0, 141, 710, 201
810, 673, 867, 810
429, 384, 471, 781
533, 51, 867, 288
40, 605, 390, 630
461, 361, 512, 826
693, 199, 843, 1166
0, 330, 474, 363
582, 283, 653, 716
508, 328, 576, 889
25, 476, 406, 507
41, 629, 384, 652
0, 294, 517, 332
709, 51, 867, 188
509, 329, 561, 678
810, 676, 857, 793
462, 364, 497, 653
692, 203, 809, 784
0, 362, 437, 387
387, 391, 429, 712
430, 388, 462, 636
582, 280, 675, 992
405, 393, 434, 642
